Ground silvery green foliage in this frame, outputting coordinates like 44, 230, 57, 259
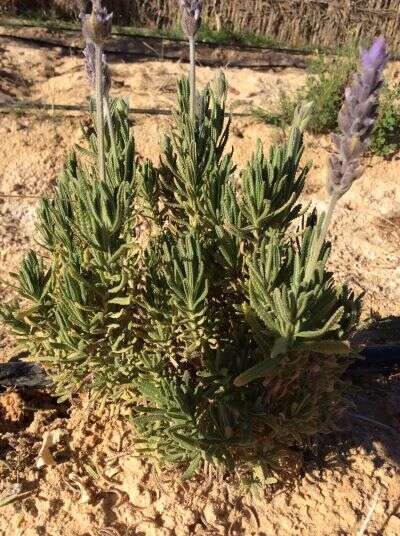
1, 76, 361, 479
328, 37, 388, 197
1, 99, 136, 405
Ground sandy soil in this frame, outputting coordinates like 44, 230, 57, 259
1, 30, 400, 536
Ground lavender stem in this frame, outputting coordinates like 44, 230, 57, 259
304, 193, 340, 284
179, 1, 203, 122
95, 44, 105, 182
189, 35, 196, 122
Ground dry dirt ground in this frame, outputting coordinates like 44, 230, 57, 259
1, 29, 400, 536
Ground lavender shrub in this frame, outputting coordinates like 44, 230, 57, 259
0, 14, 388, 481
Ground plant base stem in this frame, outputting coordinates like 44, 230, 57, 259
304, 193, 340, 283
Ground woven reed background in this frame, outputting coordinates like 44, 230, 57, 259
3, 0, 400, 51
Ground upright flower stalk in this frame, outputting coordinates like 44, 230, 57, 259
179, 0, 203, 121
95, 46, 105, 181
81, 1, 113, 182
83, 41, 117, 166
304, 37, 388, 283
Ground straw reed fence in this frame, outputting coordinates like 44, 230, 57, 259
3, 0, 400, 52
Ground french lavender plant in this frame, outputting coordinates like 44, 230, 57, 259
179, 0, 203, 120
81, 0, 113, 182
1, 10, 387, 482
304, 37, 388, 282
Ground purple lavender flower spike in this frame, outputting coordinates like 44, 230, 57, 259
179, 0, 203, 38
362, 36, 388, 74
83, 41, 111, 95
83, 41, 96, 87
327, 37, 389, 198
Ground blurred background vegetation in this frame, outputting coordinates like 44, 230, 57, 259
252, 45, 400, 158
3, 0, 400, 54
2, 0, 400, 157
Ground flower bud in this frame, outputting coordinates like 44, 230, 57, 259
179, 0, 203, 38
81, 5, 113, 47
